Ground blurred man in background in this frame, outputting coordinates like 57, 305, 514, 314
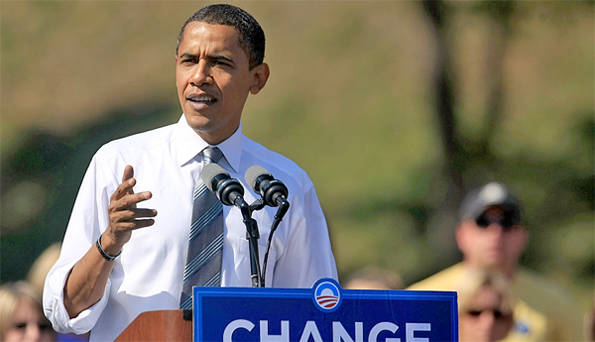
408, 182, 582, 341
42, 4, 336, 341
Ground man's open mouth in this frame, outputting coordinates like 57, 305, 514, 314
187, 94, 217, 104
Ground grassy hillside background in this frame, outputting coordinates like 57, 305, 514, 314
1, 1, 592, 311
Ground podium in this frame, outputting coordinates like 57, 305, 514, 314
115, 310, 191, 341
115, 279, 457, 342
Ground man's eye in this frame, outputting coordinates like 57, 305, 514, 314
214, 60, 230, 67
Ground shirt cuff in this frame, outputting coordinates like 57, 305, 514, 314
43, 261, 111, 335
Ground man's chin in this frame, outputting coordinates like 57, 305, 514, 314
183, 112, 210, 128
482, 258, 506, 270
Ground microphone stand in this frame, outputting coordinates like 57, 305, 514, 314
240, 200, 266, 288
262, 200, 289, 283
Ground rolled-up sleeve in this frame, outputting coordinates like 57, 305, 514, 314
43, 261, 111, 334
43, 149, 116, 333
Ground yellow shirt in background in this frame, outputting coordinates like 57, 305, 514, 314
407, 263, 583, 342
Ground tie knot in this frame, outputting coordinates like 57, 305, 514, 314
202, 146, 223, 165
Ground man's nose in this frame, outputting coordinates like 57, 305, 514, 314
479, 311, 496, 327
190, 60, 212, 86
24, 323, 41, 341
486, 223, 505, 236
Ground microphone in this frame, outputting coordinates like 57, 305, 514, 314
200, 163, 248, 208
245, 166, 290, 285
245, 165, 289, 207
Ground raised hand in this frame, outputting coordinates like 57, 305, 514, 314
103, 165, 157, 253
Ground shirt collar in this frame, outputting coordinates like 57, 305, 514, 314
172, 114, 242, 173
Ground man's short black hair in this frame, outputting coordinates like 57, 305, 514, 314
176, 4, 265, 69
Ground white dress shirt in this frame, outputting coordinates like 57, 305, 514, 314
43, 115, 337, 342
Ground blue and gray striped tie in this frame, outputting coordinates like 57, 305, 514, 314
180, 146, 224, 310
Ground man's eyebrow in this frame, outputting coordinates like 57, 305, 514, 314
179, 53, 197, 59
178, 53, 235, 65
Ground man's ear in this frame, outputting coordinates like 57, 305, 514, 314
249, 63, 270, 94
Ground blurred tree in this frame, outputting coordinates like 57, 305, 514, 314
417, 0, 593, 292
421, 0, 516, 206
0, 103, 175, 282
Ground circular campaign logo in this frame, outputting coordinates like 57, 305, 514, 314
312, 278, 342, 312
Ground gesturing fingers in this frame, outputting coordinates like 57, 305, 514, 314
121, 165, 134, 189
110, 191, 152, 211
110, 208, 158, 221
105, 166, 157, 247
108, 193, 156, 225
128, 208, 158, 219
110, 177, 137, 202
110, 165, 137, 203
109, 207, 157, 230
113, 219, 156, 230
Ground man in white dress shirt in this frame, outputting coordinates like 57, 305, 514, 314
43, 5, 337, 341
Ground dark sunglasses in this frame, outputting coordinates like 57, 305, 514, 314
465, 308, 512, 320
475, 214, 517, 229
12, 321, 52, 331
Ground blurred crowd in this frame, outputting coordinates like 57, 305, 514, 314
2, 182, 593, 342
1, 244, 87, 342
0, 281, 53, 342
346, 182, 593, 342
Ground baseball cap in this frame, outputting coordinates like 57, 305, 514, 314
459, 182, 521, 223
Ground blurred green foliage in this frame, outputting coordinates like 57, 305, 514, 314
1, 1, 592, 311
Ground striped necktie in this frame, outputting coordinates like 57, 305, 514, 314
179, 146, 224, 310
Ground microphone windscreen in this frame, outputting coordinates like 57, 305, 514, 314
245, 165, 271, 190
200, 163, 228, 192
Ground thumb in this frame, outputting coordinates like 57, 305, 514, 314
122, 165, 135, 194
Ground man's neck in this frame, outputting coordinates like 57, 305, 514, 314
193, 123, 241, 146
461, 259, 517, 279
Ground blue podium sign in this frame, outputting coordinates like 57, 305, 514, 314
193, 278, 457, 342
